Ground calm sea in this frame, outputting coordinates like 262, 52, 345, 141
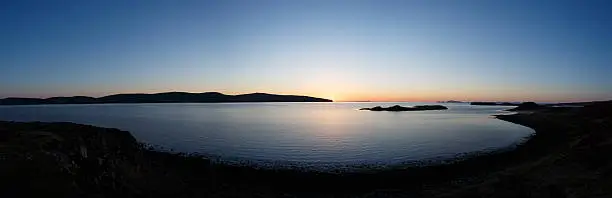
0, 102, 533, 169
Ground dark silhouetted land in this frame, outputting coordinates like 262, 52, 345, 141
437, 100, 465, 103
1, 100, 611, 197
506, 101, 544, 111
360, 105, 448, 111
470, 101, 518, 106
0, 92, 332, 105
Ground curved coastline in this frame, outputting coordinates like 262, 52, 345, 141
1, 102, 610, 197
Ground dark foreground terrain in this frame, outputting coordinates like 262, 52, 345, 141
1, 101, 611, 197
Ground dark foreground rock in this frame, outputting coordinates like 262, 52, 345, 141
1, 101, 612, 197
360, 105, 448, 111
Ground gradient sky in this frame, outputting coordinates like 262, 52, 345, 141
2, 0, 611, 102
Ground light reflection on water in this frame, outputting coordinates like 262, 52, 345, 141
0, 102, 533, 168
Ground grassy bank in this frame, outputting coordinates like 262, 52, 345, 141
1, 101, 611, 197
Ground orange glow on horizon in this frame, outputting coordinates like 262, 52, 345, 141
15, 87, 606, 104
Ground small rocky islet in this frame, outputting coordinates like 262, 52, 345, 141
359, 105, 448, 112
2, 101, 612, 197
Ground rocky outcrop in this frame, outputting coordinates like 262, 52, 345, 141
2, 101, 612, 198
437, 100, 465, 103
0, 121, 215, 197
470, 102, 518, 106
507, 102, 543, 111
360, 105, 448, 111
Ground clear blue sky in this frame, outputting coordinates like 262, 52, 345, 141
2, 0, 611, 102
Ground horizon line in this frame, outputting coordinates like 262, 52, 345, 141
2, 91, 609, 104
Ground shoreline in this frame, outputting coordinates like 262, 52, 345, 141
1, 102, 610, 197
0, 114, 534, 174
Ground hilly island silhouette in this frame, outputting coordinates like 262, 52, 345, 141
0, 92, 333, 105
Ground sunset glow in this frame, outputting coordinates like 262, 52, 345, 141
2, 1, 611, 102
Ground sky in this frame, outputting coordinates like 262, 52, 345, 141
1, 0, 611, 102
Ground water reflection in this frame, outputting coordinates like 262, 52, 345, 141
0, 102, 533, 168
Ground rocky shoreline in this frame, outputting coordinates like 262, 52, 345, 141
1, 101, 611, 197
360, 105, 448, 111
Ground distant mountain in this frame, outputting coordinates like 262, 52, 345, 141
0, 92, 332, 105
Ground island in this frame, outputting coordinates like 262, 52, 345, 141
359, 105, 448, 111
2, 100, 611, 197
0, 92, 332, 105
506, 102, 544, 111
470, 101, 518, 106
437, 100, 465, 103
